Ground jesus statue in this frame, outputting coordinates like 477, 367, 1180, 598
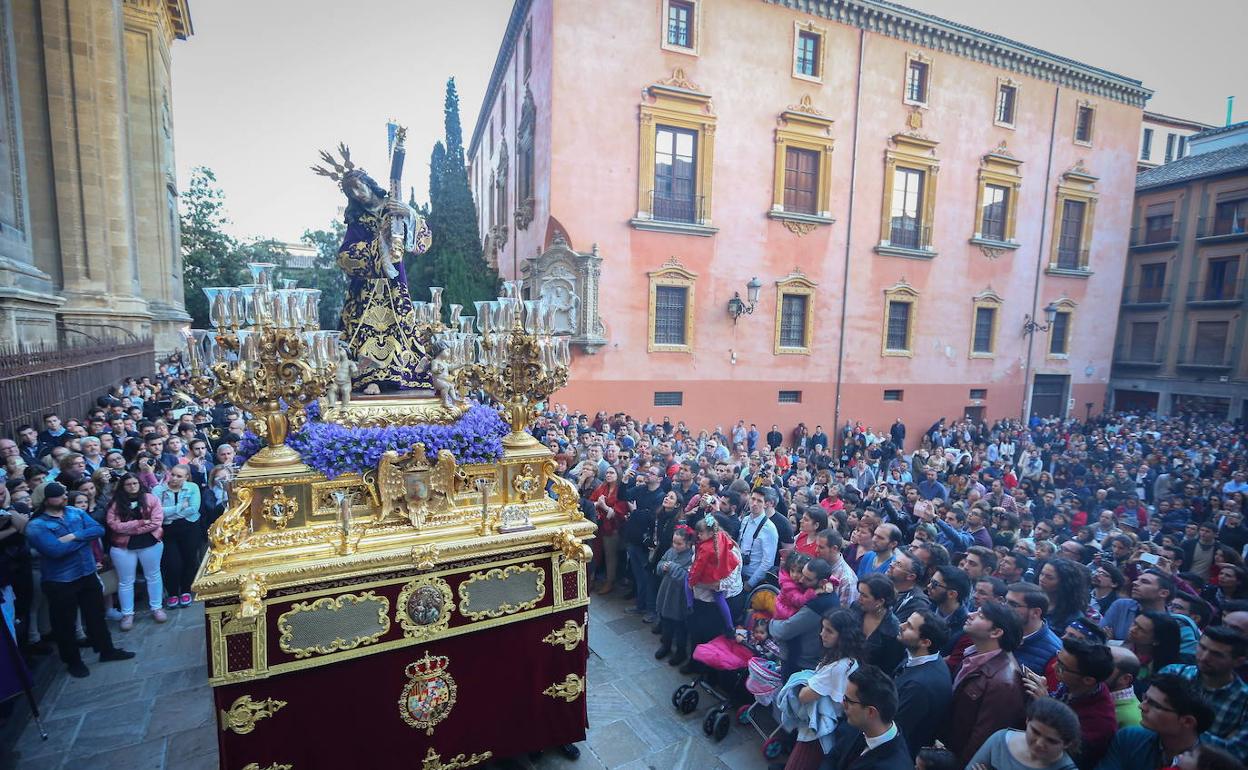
313, 143, 433, 393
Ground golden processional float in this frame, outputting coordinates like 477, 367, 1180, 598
188, 265, 593, 770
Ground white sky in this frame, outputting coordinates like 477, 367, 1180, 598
172, 0, 1245, 242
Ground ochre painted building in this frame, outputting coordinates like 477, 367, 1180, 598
469, 0, 1150, 438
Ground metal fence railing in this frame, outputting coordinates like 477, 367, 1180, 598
0, 338, 155, 439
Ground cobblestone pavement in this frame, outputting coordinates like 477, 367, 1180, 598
2, 591, 775, 770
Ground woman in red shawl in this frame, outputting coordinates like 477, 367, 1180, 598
591, 467, 628, 595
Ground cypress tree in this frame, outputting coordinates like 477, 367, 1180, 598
409, 78, 499, 313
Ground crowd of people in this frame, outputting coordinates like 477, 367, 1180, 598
3, 362, 1247, 770
536, 409, 1248, 770
0, 362, 250, 680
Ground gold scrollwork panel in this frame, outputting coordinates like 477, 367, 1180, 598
277, 591, 391, 659
220, 695, 287, 735
457, 564, 546, 621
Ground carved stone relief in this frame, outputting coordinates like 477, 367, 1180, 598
522, 233, 606, 353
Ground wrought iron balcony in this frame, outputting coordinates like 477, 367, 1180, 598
886, 222, 932, 251
1129, 220, 1181, 248
1196, 215, 1248, 241
1112, 345, 1163, 367
1121, 283, 1172, 307
648, 190, 705, 224
1186, 278, 1245, 306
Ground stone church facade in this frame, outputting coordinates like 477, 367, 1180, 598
0, 0, 192, 351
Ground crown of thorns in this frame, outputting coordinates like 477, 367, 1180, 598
310, 143, 364, 184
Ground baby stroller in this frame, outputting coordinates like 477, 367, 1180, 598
671, 581, 779, 742
736, 656, 790, 759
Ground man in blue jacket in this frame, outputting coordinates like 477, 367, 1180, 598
24, 482, 134, 677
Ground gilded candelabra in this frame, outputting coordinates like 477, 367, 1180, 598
187, 263, 339, 473
455, 280, 571, 447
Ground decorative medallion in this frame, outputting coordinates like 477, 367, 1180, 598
511, 463, 540, 502
786, 94, 825, 116
261, 486, 298, 529
542, 673, 586, 703
542, 619, 587, 651
220, 694, 287, 735
396, 577, 454, 642
782, 218, 818, 236
906, 108, 923, 131
422, 747, 493, 770
399, 652, 458, 735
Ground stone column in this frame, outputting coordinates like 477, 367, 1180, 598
35, 0, 151, 342
0, 0, 61, 346
123, 0, 191, 351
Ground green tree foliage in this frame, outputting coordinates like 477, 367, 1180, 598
409, 78, 499, 314
180, 167, 246, 326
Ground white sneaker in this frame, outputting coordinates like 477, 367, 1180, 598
105, 608, 124, 621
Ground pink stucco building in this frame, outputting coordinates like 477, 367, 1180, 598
468, 0, 1150, 439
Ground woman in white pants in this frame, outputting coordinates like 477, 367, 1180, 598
105, 473, 168, 630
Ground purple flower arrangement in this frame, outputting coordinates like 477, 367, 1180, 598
284, 403, 508, 478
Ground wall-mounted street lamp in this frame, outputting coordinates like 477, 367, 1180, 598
727, 277, 763, 322
1022, 302, 1060, 336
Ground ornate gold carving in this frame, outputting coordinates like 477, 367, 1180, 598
906, 108, 923, 130
412, 542, 442, 571
542, 673, 586, 703
782, 218, 818, 236
422, 747, 493, 770
261, 486, 299, 529
511, 463, 540, 502
399, 652, 458, 735
396, 577, 454, 641
220, 695, 287, 735
321, 396, 468, 428
377, 444, 466, 528
552, 529, 593, 563
658, 66, 701, 91
543, 461, 582, 520
206, 486, 253, 573
457, 564, 546, 620
238, 573, 267, 619
543, 619, 586, 651
276, 591, 391, 658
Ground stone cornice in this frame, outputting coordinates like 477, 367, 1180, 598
469, 0, 532, 159
766, 0, 1151, 107
122, 0, 193, 43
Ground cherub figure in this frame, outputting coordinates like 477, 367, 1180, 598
427, 342, 462, 408
327, 345, 359, 407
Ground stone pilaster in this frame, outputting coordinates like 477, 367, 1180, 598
0, 0, 60, 346
123, 0, 191, 352
36, 0, 151, 342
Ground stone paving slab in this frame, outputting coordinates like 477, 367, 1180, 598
2, 590, 774, 770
